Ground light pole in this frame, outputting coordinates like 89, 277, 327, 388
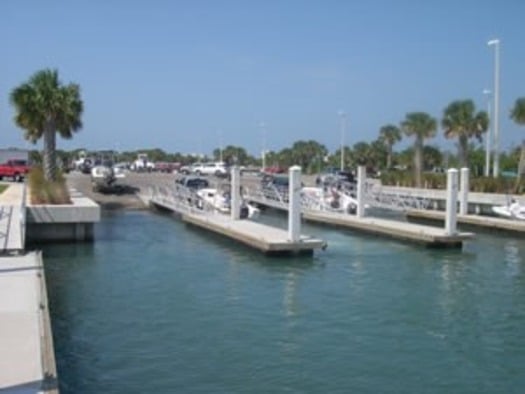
487, 38, 500, 177
482, 89, 492, 177
217, 129, 223, 162
338, 111, 346, 171
259, 121, 266, 170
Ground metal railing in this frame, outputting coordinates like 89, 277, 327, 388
363, 183, 432, 211
20, 182, 27, 249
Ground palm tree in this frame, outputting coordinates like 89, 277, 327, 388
401, 112, 437, 187
10, 69, 83, 181
442, 99, 488, 169
290, 140, 328, 173
379, 124, 402, 169
510, 97, 525, 191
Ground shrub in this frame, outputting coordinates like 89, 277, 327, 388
28, 167, 72, 204
380, 170, 521, 194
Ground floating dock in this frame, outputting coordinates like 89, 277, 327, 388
406, 209, 525, 234
148, 170, 327, 256
181, 212, 326, 255
244, 170, 473, 248
302, 210, 474, 248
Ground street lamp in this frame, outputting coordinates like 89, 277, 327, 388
217, 129, 223, 162
259, 121, 266, 170
338, 111, 347, 171
487, 38, 500, 177
482, 89, 491, 177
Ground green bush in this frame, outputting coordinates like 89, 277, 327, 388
380, 170, 520, 194
28, 167, 71, 204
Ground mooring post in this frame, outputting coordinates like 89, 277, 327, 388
356, 165, 366, 218
445, 168, 458, 235
288, 165, 301, 242
231, 166, 241, 220
459, 167, 469, 215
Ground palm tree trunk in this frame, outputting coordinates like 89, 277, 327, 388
387, 145, 392, 169
459, 135, 468, 168
43, 122, 57, 181
414, 138, 422, 188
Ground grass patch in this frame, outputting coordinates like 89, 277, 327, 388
0, 184, 7, 194
28, 167, 72, 204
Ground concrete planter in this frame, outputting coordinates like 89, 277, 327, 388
26, 193, 100, 242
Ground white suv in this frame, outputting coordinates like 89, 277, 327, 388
192, 162, 228, 177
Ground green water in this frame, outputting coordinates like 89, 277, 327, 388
42, 210, 525, 393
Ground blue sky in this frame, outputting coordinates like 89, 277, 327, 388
1, 0, 524, 157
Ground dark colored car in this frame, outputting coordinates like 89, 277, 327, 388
175, 176, 210, 190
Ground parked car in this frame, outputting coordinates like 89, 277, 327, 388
0, 159, 31, 182
179, 163, 197, 175
175, 176, 210, 190
192, 162, 228, 177
262, 165, 285, 174
260, 174, 291, 202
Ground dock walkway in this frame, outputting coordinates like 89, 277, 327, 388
0, 252, 57, 393
244, 185, 473, 248
303, 210, 474, 247
148, 185, 326, 255
0, 182, 26, 254
406, 209, 525, 234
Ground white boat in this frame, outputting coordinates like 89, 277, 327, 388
196, 186, 260, 219
302, 186, 364, 214
491, 200, 525, 221
91, 163, 125, 192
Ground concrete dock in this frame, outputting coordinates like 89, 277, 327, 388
0, 182, 26, 254
182, 212, 326, 255
148, 166, 327, 256
406, 209, 525, 234
0, 252, 57, 393
302, 210, 473, 247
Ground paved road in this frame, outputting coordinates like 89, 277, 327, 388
66, 171, 318, 210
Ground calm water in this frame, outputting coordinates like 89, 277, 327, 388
41, 210, 525, 393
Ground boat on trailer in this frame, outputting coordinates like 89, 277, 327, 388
91, 162, 125, 193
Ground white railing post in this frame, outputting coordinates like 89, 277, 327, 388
288, 166, 301, 242
445, 169, 458, 235
231, 166, 241, 220
356, 166, 366, 218
459, 167, 469, 215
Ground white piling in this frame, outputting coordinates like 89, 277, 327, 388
288, 165, 301, 242
231, 166, 241, 220
445, 168, 458, 235
356, 166, 366, 218
459, 167, 469, 215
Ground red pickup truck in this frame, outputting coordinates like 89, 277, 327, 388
0, 160, 31, 182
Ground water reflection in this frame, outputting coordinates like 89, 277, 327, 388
503, 240, 522, 278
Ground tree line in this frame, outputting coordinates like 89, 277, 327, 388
8, 68, 525, 191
